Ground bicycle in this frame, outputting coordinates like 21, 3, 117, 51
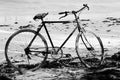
5, 4, 104, 74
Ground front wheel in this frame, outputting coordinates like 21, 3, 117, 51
5, 29, 48, 74
75, 31, 104, 68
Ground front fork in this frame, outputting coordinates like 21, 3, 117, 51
80, 30, 95, 51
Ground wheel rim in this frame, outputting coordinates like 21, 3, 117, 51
5, 30, 48, 72
76, 31, 104, 68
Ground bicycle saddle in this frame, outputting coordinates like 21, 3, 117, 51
33, 13, 48, 20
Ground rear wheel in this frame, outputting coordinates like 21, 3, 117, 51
75, 31, 104, 68
5, 29, 48, 74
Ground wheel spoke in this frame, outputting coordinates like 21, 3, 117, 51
76, 31, 104, 68
5, 29, 48, 73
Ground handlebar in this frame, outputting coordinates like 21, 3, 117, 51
59, 11, 69, 15
59, 4, 89, 19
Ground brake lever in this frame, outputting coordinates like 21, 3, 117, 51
59, 12, 68, 19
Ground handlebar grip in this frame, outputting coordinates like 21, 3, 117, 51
58, 11, 69, 15
59, 12, 65, 15
83, 4, 89, 10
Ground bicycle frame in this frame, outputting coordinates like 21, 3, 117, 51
27, 12, 83, 54
43, 21, 78, 52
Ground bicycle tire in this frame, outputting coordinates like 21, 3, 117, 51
75, 31, 104, 68
5, 29, 48, 74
